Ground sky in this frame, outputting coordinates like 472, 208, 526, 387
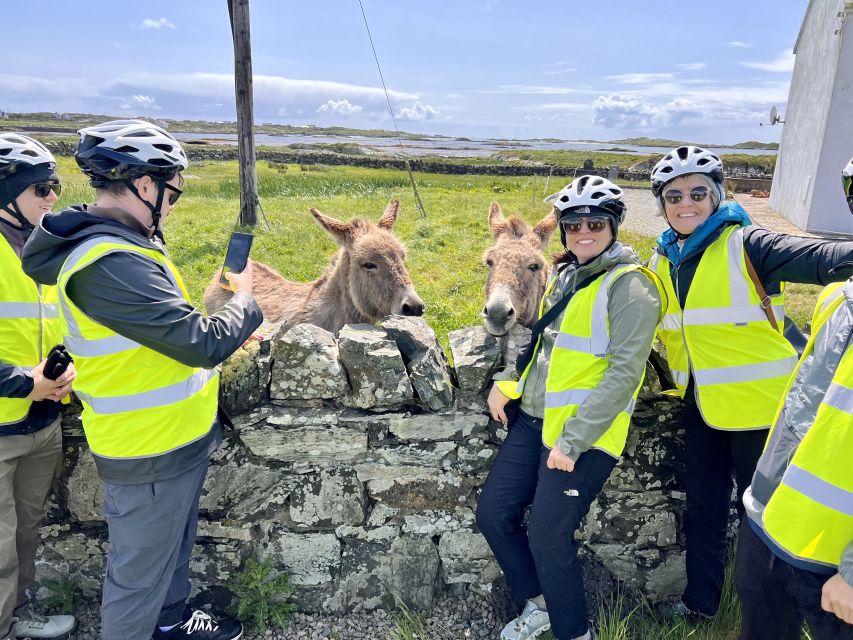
1, 1, 811, 143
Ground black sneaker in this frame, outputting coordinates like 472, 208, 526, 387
152, 609, 243, 640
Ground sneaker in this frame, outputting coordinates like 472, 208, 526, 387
500, 599, 550, 640
152, 609, 243, 640
13, 609, 76, 640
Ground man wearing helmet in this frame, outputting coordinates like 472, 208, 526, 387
648, 145, 853, 622
21, 120, 263, 640
0, 134, 77, 640
477, 177, 664, 640
730, 158, 853, 640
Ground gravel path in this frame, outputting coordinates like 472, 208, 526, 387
64, 590, 505, 640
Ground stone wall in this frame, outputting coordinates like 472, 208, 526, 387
40, 316, 688, 614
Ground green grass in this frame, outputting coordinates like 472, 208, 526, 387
50, 157, 814, 343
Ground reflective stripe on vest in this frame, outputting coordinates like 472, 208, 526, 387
57, 236, 219, 458
762, 289, 853, 568
541, 264, 662, 458
0, 237, 62, 426
649, 226, 797, 430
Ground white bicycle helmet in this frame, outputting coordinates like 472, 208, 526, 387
75, 119, 188, 185
546, 176, 626, 246
843, 156, 853, 180
844, 156, 853, 213
651, 145, 724, 197
0, 133, 56, 174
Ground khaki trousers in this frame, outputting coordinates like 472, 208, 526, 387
0, 418, 62, 639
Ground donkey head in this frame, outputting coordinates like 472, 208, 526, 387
482, 202, 557, 336
310, 199, 424, 322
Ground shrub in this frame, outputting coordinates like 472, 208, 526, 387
227, 558, 296, 629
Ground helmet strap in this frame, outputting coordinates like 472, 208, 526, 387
124, 177, 168, 244
0, 200, 35, 232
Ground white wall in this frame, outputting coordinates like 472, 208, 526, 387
771, 0, 853, 235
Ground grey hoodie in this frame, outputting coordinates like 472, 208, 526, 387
21, 204, 263, 484
495, 242, 662, 459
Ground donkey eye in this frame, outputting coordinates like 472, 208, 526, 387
528, 263, 540, 272
485, 259, 494, 268
362, 262, 377, 270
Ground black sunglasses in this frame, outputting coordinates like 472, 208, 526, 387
562, 216, 609, 234
32, 182, 62, 198
664, 185, 709, 205
163, 182, 183, 206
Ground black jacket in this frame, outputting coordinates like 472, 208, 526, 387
21, 205, 264, 483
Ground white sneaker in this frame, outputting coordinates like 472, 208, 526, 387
13, 609, 76, 639
500, 599, 550, 640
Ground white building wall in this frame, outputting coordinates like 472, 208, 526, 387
770, 0, 853, 235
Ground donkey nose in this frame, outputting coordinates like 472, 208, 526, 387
402, 300, 424, 316
483, 303, 514, 324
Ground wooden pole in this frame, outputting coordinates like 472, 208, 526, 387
228, 0, 258, 227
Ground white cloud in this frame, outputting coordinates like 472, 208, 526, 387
545, 61, 577, 76
131, 94, 161, 111
396, 100, 438, 121
675, 63, 707, 71
317, 99, 363, 116
141, 17, 175, 30
593, 94, 702, 129
606, 73, 676, 85
489, 85, 591, 95
728, 41, 753, 48
739, 49, 795, 73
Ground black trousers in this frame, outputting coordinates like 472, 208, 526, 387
734, 521, 853, 640
476, 410, 615, 640
680, 395, 768, 616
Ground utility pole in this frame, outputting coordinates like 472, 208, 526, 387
228, 0, 258, 226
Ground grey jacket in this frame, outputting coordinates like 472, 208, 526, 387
21, 204, 264, 484
0, 219, 62, 435
743, 279, 853, 583
495, 243, 662, 459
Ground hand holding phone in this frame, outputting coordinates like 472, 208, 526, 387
219, 231, 254, 289
44, 344, 73, 381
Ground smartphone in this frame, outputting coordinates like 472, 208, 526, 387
219, 231, 254, 287
44, 344, 73, 381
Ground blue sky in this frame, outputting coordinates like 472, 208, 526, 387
2, 1, 809, 143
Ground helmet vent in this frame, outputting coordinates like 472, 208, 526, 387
114, 145, 140, 153
153, 144, 175, 152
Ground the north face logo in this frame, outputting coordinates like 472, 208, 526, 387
573, 206, 590, 214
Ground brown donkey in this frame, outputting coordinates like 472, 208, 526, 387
204, 199, 424, 333
482, 202, 557, 336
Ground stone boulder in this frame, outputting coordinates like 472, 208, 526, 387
380, 316, 455, 411
448, 327, 502, 395
289, 468, 367, 529
66, 448, 104, 523
270, 324, 349, 401
338, 325, 412, 409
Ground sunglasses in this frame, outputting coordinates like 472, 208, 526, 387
663, 185, 709, 205
562, 216, 609, 234
163, 182, 182, 206
32, 182, 62, 198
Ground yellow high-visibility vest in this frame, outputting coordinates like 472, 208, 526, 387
56, 236, 219, 458
762, 285, 853, 569
0, 236, 62, 425
649, 226, 797, 430
498, 264, 663, 457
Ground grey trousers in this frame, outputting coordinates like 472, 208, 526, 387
0, 418, 62, 640
100, 459, 209, 640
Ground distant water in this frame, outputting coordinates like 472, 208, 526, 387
173, 132, 777, 159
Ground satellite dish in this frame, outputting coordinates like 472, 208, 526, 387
769, 106, 785, 125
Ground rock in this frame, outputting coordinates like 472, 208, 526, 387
66, 449, 104, 523
338, 324, 412, 408
37, 529, 107, 600
644, 550, 687, 600
201, 457, 295, 521
455, 436, 497, 474
219, 336, 271, 416
355, 465, 477, 513
439, 530, 501, 586
377, 536, 440, 611
380, 316, 455, 411
361, 441, 456, 468
289, 469, 367, 529
387, 410, 488, 442
261, 529, 341, 587
189, 538, 249, 610
497, 323, 531, 372
448, 327, 502, 395
240, 422, 368, 465
270, 324, 349, 401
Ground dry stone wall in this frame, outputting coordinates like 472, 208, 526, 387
41, 316, 688, 614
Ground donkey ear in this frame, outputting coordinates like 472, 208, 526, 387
489, 202, 508, 239
532, 210, 558, 248
378, 198, 399, 230
311, 208, 352, 245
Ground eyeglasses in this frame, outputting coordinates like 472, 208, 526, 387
562, 216, 609, 234
163, 182, 182, 206
32, 182, 61, 198
663, 185, 709, 205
